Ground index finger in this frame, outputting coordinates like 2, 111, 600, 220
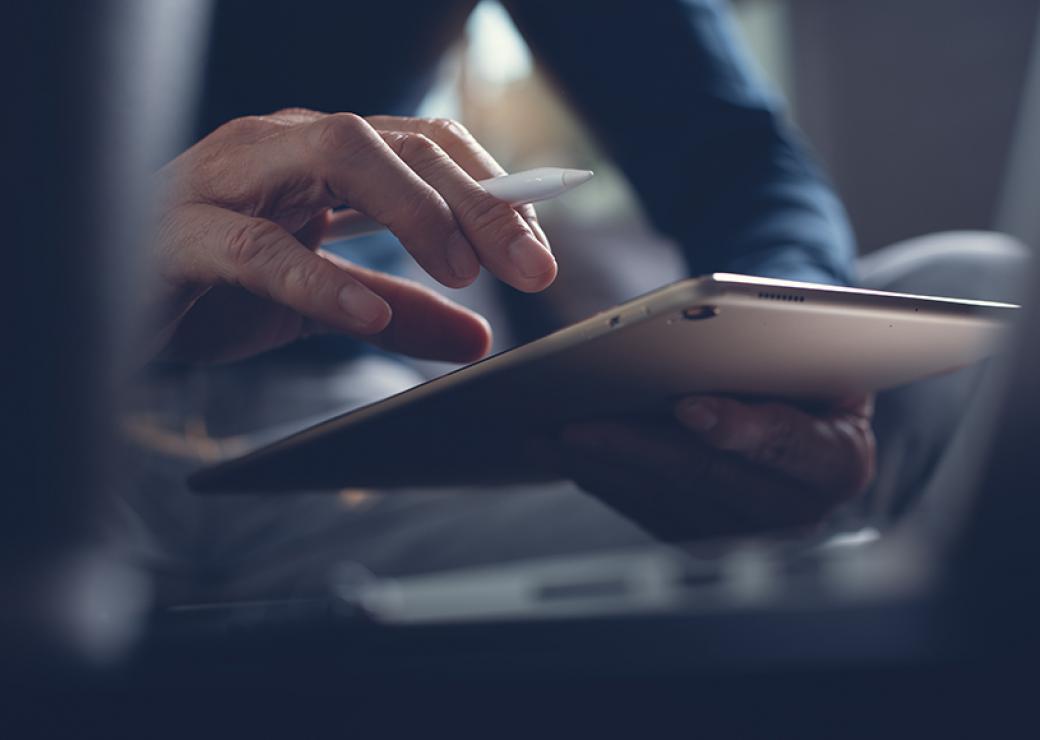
366, 116, 550, 247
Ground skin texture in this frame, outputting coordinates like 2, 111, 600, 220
152, 109, 555, 364
150, 109, 876, 536
549, 394, 876, 541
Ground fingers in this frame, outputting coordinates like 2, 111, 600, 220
675, 395, 876, 499
368, 115, 506, 179
378, 129, 556, 291
159, 244, 491, 364
178, 203, 392, 335
176, 203, 492, 360
157, 109, 550, 364
195, 111, 556, 292
366, 115, 550, 247
252, 113, 554, 292
265, 113, 488, 289
320, 251, 492, 362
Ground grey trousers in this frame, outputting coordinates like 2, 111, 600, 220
122, 232, 1029, 604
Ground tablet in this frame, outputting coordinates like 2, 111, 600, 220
189, 273, 1016, 493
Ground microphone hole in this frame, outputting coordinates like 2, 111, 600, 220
682, 305, 719, 321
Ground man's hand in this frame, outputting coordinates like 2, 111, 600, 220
551, 395, 876, 541
151, 110, 557, 363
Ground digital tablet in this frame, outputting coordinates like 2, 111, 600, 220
189, 273, 1016, 493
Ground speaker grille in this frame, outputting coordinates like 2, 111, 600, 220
757, 291, 805, 303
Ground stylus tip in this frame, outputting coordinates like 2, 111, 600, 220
562, 169, 595, 188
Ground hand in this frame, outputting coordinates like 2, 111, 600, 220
551, 395, 876, 541
150, 110, 557, 363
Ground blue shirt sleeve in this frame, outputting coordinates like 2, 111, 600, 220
502, 0, 856, 286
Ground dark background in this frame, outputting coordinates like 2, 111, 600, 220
789, 0, 1038, 252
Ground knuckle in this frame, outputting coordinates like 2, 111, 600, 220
459, 196, 527, 240
379, 130, 409, 154
280, 257, 320, 297
405, 187, 449, 223
216, 115, 271, 141
423, 117, 472, 143
406, 192, 460, 244
314, 112, 368, 153
225, 218, 281, 270
271, 106, 320, 119
397, 132, 440, 164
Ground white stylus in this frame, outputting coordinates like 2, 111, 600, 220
324, 167, 595, 242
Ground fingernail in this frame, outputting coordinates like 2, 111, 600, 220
446, 233, 479, 282
507, 233, 556, 279
678, 399, 718, 432
338, 283, 388, 327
